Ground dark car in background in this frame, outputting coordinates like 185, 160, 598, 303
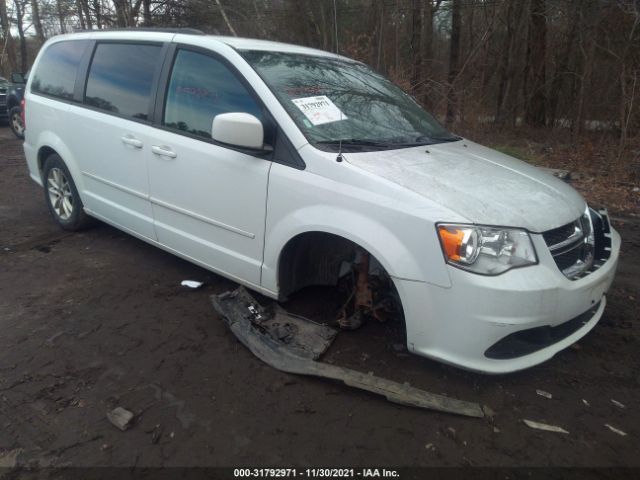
0, 72, 27, 139
0, 76, 8, 123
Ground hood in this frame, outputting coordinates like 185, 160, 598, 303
344, 140, 586, 232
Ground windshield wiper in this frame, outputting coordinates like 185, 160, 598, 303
413, 134, 462, 144
315, 138, 393, 148
314, 135, 462, 152
314, 138, 393, 150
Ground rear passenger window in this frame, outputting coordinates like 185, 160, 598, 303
85, 43, 162, 120
31, 41, 88, 100
164, 49, 262, 139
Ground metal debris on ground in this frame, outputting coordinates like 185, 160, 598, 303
482, 405, 495, 418
211, 287, 484, 418
181, 280, 204, 289
522, 419, 569, 434
604, 424, 627, 436
151, 424, 163, 444
107, 407, 135, 431
0, 448, 22, 468
611, 399, 626, 409
583, 399, 590, 407
536, 389, 553, 399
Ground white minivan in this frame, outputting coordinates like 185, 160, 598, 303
23, 30, 620, 373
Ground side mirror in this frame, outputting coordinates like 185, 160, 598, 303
211, 112, 264, 150
10, 72, 25, 84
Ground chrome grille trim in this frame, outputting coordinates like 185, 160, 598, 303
543, 207, 611, 280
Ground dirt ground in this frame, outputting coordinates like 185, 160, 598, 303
0, 124, 639, 470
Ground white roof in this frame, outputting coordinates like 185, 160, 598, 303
215, 36, 342, 58
46, 30, 350, 61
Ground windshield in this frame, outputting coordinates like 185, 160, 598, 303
241, 50, 459, 152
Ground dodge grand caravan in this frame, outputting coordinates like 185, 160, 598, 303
23, 30, 620, 373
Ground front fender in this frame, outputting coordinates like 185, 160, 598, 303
261, 204, 452, 295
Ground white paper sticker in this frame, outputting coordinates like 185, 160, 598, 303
291, 96, 347, 126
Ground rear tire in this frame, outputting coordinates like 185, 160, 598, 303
42, 154, 94, 231
9, 106, 24, 139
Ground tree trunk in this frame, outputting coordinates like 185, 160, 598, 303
318, 1, 329, 51
409, 0, 423, 97
420, 1, 441, 108
446, 0, 461, 125
77, 0, 86, 29
618, 66, 638, 158
495, 1, 515, 125
93, 0, 102, 29
14, 0, 27, 72
215, 0, 237, 37
31, 0, 45, 43
0, 0, 17, 73
81, 0, 93, 28
525, 0, 547, 127
143, 0, 151, 26
56, 0, 67, 33
251, 0, 269, 37
113, 0, 129, 27
573, 35, 595, 138
548, 0, 578, 128
377, 0, 384, 71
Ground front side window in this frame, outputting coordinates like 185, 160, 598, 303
85, 43, 162, 120
164, 49, 262, 139
31, 41, 88, 100
241, 50, 459, 152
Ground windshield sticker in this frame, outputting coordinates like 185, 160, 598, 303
292, 96, 347, 126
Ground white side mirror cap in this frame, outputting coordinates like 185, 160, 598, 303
211, 112, 264, 150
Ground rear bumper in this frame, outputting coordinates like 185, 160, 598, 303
395, 227, 621, 374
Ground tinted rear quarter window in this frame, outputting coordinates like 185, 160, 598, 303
85, 43, 162, 120
31, 41, 88, 100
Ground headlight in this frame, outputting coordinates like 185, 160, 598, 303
437, 224, 538, 275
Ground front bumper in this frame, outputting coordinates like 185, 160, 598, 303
395, 227, 621, 374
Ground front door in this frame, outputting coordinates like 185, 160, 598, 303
147, 47, 271, 286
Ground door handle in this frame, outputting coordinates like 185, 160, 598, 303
121, 135, 143, 149
151, 145, 177, 159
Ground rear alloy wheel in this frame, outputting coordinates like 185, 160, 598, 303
43, 154, 94, 230
47, 167, 74, 220
9, 106, 24, 139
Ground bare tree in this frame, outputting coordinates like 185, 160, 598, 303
409, 0, 422, 96
31, 0, 46, 43
0, 0, 17, 74
525, 0, 547, 127
446, 0, 461, 125
13, 0, 28, 72
214, 0, 236, 36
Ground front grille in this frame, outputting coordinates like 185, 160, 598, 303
554, 246, 583, 271
543, 208, 612, 280
543, 222, 576, 246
